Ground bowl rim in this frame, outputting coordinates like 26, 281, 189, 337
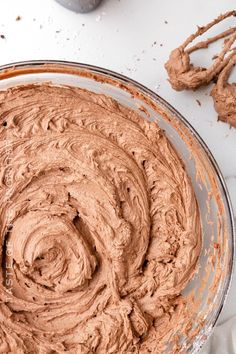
0, 59, 234, 352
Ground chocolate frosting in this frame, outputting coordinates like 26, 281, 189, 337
0, 84, 201, 353
211, 54, 236, 128
165, 11, 236, 91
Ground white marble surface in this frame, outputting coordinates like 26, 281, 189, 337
0, 0, 235, 339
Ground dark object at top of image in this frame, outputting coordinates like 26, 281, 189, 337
56, 0, 103, 13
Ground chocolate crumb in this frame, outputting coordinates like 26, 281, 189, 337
16, 16, 22, 21
165, 20, 168, 24
196, 99, 201, 106
0, 35, 5, 39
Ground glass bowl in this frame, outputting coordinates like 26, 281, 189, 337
0, 60, 234, 353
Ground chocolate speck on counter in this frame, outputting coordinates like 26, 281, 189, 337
16, 16, 22, 21
196, 99, 202, 106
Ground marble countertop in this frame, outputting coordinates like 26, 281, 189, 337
0, 0, 235, 334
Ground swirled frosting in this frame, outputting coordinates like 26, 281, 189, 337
0, 84, 201, 353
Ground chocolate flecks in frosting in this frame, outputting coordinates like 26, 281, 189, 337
211, 54, 236, 128
0, 84, 201, 353
165, 11, 236, 91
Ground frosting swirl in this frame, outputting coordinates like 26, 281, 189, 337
0, 84, 201, 353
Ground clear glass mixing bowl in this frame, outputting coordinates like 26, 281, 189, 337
0, 60, 234, 353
